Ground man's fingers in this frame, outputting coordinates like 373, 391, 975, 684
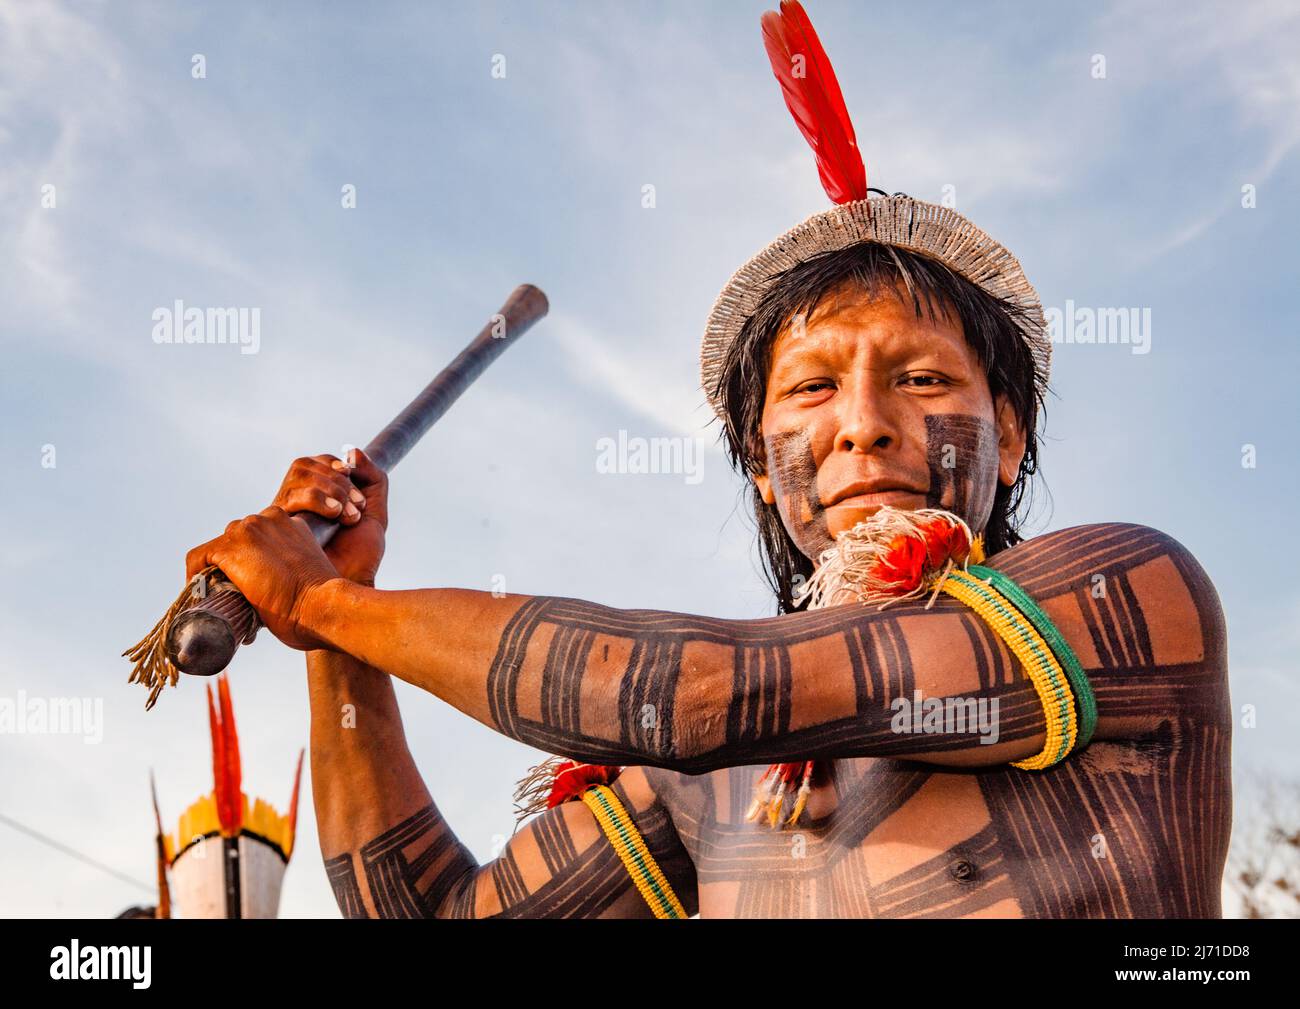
187, 509, 283, 581
185, 536, 221, 581
259, 504, 339, 537
342, 447, 386, 490
283, 488, 343, 520
278, 458, 365, 512
296, 455, 357, 487
278, 486, 361, 523
288, 450, 380, 503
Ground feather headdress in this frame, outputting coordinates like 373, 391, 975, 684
701, 0, 1050, 419
760, 0, 867, 205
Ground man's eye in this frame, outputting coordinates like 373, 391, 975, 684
903, 374, 946, 388
796, 381, 834, 394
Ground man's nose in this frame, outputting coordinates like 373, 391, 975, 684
834, 375, 899, 454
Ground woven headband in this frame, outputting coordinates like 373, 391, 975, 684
700, 1, 1050, 420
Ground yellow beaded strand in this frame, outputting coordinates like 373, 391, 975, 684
938, 569, 1078, 771
582, 785, 688, 919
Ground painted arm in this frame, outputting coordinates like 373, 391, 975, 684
259, 451, 698, 918
192, 515, 1227, 773
310, 648, 697, 918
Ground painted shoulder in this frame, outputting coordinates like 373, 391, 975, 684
995, 522, 1229, 721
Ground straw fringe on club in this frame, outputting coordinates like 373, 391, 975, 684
122, 567, 258, 710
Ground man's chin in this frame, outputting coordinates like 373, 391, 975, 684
825, 495, 926, 537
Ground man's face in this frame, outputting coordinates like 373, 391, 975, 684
753, 282, 1027, 564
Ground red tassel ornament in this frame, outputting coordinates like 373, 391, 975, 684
513, 758, 623, 825
752, 508, 985, 827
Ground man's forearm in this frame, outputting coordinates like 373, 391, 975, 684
296, 525, 1221, 775
297, 577, 1049, 773
300, 580, 714, 768
304, 580, 540, 732
307, 648, 478, 917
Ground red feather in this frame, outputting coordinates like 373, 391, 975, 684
754, 513, 979, 827
545, 762, 622, 808
206, 684, 224, 822
287, 747, 305, 840
923, 519, 970, 569
761, 0, 867, 204
149, 770, 166, 844
208, 676, 243, 836
874, 535, 926, 592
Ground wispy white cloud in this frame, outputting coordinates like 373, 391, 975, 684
550, 310, 716, 437
0, 3, 132, 325
1098, 0, 1300, 262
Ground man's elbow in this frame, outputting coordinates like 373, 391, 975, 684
654, 657, 733, 773
1116, 524, 1230, 726
1141, 525, 1227, 668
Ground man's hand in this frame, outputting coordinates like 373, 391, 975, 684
271, 449, 388, 585
184, 448, 389, 652
185, 506, 340, 650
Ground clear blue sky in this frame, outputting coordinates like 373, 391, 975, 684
1, 0, 1296, 917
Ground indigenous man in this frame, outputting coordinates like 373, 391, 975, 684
183, 3, 1231, 918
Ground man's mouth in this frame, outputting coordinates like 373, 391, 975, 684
824, 481, 926, 510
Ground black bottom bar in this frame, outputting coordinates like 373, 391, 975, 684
4, 917, 1292, 996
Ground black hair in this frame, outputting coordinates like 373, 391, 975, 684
712, 240, 1046, 613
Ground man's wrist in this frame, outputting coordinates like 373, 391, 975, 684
298, 576, 370, 652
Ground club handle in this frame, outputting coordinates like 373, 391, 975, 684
164, 514, 334, 677
163, 285, 548, 676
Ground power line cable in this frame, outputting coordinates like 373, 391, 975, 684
0, 811, 154, 894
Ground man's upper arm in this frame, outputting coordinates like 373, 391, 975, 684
674, 522, 1228, 770
442, 765, 698, 919
992, 522, 1230, 734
